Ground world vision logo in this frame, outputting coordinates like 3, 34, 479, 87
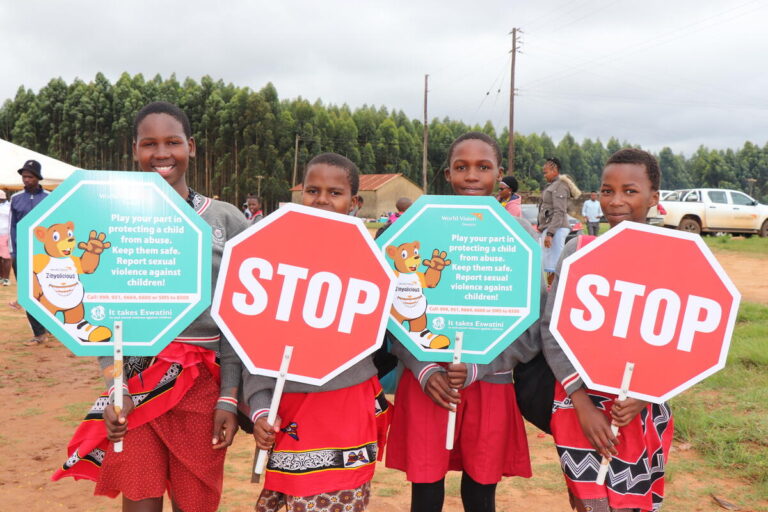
470, 212, 483, 221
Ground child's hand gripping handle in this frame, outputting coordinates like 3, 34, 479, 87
595, 362, 634, 485
254, 346, 294, 476
445, 332, 463, 450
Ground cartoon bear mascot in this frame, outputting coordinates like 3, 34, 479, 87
33, 222, 112, 342
386, 241, 451, 349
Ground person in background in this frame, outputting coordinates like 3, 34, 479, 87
377, 197, 412, 238
537, 157, 572, 284
350, 194, 364, 217
9, 159, 49, 345
0, 190, 11, 286
247, 196, 264, 223
581, 191, 602, 236
497, 175, 522, 217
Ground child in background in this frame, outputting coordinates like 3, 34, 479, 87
53, 101, 248, 512
244, 153, 391, 512
497, 175, 522, 217
541, 148, 673, 511
386, 132, 540, 512
247, 195, 264, 223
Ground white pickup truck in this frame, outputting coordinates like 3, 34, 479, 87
662, 188, 768, 237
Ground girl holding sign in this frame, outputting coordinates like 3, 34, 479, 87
53, 102, 248, 512
242, 153, 391, 512
541, 148, 674, 512
386, 132, 538, 512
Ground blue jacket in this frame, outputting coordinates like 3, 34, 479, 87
9, 187, 49, 254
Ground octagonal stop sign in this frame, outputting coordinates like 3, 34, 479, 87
212, 203, 395, 385
550, 222, 741, 403
16, 170, 212, 356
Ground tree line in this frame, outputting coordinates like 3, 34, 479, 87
1, 72, 766, 209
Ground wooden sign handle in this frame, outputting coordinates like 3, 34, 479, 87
253, 345, 294, 477
445, 332, 464, 450
596, 361, 634, 485
113, 321, 124, 453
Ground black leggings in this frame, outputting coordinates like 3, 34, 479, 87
411, 473, 497, 512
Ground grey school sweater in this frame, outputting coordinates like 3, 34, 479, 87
99, 193, 248, 413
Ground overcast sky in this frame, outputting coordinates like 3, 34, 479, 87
2, 0, 767, 155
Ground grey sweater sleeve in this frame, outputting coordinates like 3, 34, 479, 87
390, 338, 445, 390
242, 369, 275, 422
216, 335, 242, 413
540, 238, 583, 395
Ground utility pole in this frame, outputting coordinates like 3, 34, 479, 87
255, 175, 265, 198
291, 134, 300, 187
508, 28, 520, 175
422, 74, 429, 192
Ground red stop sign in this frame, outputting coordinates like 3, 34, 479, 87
212, 204, 395, 385
550, 222, 740, 403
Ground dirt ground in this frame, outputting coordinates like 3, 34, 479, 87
0, 248, 765, 512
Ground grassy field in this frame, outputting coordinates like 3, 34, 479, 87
671, 301, 768, 503
703, 233, 768, 254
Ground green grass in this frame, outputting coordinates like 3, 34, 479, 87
54, 401, 94, 427
671, 302, 768, 502
703, 233, 768, 255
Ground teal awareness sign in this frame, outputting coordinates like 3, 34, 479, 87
377, 195, 541, 364
17, 170, 211, 356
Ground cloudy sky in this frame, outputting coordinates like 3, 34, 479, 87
1, 0, 767, 155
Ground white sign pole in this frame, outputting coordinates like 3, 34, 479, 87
596, 361, 634, 485
254, 345, 294, 475
113, 321, 124, 453
445, 332, 464, 450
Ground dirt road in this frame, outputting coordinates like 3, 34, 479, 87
0, 249, 765, 511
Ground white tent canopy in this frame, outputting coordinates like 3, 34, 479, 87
0, 138, 77, 189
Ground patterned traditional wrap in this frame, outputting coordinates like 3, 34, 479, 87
259, 376, 391, 497
51, 342, 219, 482
551, 382, 673, 511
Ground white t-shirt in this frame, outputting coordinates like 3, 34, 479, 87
0, 201, 10, 236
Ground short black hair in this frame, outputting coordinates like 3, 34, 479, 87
447, 132, 503, 167
545, 157, 561, 171
500, 175, 518, 193
605, 148, 661, 191
305, 153, 360, 195
133, 101, 193, 139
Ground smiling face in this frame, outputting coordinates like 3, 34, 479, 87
133, 113, 195, 190
444, 139, 503, 196
599, 163, 659, 227
301, 163, 357, 215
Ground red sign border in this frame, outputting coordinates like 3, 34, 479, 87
550, 221, 741, 403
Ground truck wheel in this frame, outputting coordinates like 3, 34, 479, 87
679, 218, 701, 234
760, 220, 768, 238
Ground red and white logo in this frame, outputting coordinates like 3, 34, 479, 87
212, 203, 395, 385
550, 222, 740, 403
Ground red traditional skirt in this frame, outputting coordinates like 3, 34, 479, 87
52, 343, 225, 512
385, 369, 531, 484
550, 382, 674, 511
262, 376, 391, 497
